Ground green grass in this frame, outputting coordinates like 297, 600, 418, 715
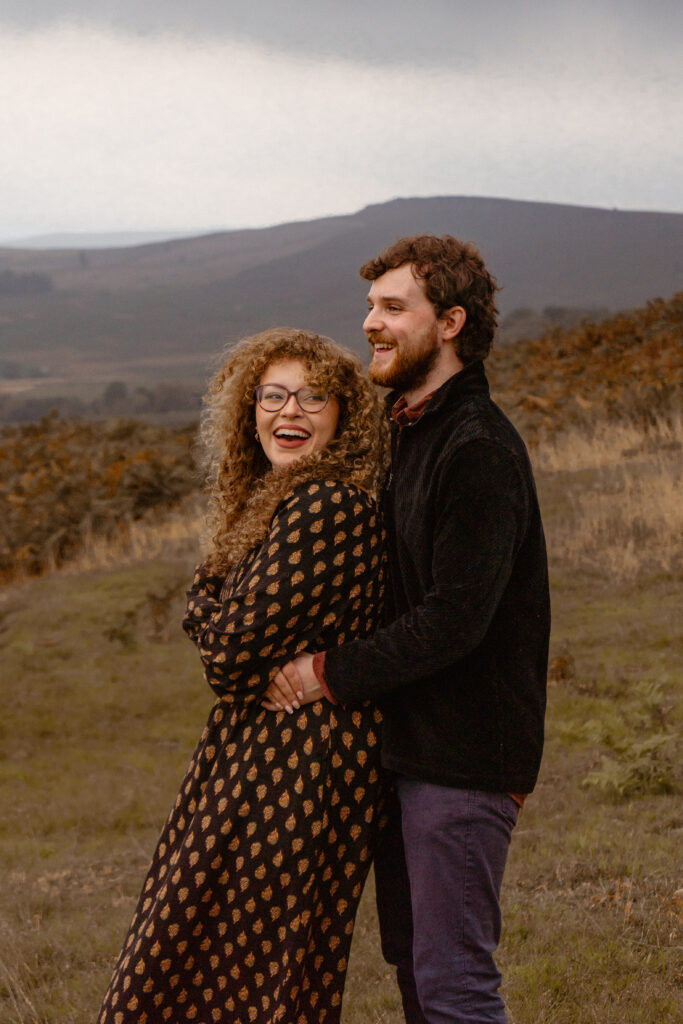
0, 554, 681, 1021
491, 562, 681, 1024
0, 561, 208, 1023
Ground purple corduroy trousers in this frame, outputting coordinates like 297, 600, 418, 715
374, 777, 518, 1024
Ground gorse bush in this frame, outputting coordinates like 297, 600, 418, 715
0, 413, 200, 581
490, 291, 683, 439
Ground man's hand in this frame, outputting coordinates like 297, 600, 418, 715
262, 653, 322, 713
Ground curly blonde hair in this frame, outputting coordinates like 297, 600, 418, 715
201, 327, 388, 570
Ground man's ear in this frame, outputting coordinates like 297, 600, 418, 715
440, 306, 467, 340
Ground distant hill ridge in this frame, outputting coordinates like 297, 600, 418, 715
0, 196, 681, 369
0, 230, 207, 250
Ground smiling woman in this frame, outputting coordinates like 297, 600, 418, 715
202, 328, 388, 567
97, 326, 390, 1024
254, 359, 341, 467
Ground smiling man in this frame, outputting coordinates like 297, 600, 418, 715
267, 235, 550, 1024
364, 261, 464, 395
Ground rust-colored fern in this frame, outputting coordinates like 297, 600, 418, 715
0, 415, 199, 581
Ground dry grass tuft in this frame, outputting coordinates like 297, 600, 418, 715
532, 414, 682, 473
64, 494, 206, 575
0, 933, 43, 1024
533, 416, 683, 581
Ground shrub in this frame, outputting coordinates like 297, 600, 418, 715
0, 413, 200, 581
581, 681, 679, 799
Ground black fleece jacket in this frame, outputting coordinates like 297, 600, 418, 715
325, 361, 550, 793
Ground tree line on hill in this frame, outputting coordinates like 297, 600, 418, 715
0, 304, 613, 425
0, 269, 53, 295
0, 379, 202, 424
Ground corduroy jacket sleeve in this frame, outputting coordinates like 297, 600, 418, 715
323, 439, 532, 702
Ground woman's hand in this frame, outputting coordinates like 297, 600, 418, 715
262, 654, 322, 713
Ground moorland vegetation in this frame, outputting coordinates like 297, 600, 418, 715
0, 416, 198, 584
0, 294, 681, 1022
488, 292, 682, 435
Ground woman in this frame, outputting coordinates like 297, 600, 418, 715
98, 328, 387, 1024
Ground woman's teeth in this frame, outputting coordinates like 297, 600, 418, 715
274, 428, 310, 439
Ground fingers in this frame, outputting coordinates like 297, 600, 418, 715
262, 667, 301, 714
261, 678, 283, 708
275, 664, 304, 709
282, 661, 305, 702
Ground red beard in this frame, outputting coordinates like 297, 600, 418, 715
367, 328, 440, 392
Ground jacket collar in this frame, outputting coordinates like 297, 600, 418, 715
386, 360, 490, 423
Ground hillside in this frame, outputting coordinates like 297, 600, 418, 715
1, 197, 681, 389
489, 292, 683, 437
2, 284, 680, 426
0, 231, 198, 249
2, 291, 681, 578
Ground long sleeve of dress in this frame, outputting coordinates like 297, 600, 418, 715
182, 479, 384, 700
182, 567, 226, 643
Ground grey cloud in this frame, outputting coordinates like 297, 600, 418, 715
2, 0, 682, 69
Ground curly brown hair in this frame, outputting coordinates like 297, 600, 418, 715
360, 234, 499, 363
201, 327, 388, 570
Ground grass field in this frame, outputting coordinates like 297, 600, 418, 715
0, 418, 681, 1023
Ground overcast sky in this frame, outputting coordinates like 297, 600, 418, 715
1, 0, 681, 239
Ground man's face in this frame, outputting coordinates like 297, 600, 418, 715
363, 264, 443, 392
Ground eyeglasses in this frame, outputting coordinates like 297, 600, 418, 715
254, 383, 330, 413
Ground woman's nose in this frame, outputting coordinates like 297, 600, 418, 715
281, 392, 301, 415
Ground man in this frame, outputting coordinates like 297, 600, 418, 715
267, 235, 550, 1024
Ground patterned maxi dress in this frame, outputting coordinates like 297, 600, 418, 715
98, 479, 386, 1024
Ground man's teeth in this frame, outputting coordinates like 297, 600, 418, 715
374, 344, 394, 352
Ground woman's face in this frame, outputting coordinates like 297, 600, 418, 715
255, 358, 341, 468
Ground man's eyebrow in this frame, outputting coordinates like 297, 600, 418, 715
367, 294, 405, 304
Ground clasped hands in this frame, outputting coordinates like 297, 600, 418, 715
261, 653, 323, 713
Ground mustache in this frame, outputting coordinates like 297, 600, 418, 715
366, 330, 395, 348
